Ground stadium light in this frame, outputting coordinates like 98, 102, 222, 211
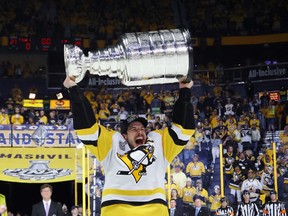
56, 92, 63, 100
29, 93, 36, 99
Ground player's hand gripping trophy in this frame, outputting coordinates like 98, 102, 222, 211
64, 29, 194, 86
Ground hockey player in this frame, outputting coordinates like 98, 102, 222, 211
63, 76, 194, 216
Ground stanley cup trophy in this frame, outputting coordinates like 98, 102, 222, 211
64, 29, 194, 86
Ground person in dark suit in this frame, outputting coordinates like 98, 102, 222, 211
31, 184, 63, 216
169, 199, 182, 216
188, 195, 209, 216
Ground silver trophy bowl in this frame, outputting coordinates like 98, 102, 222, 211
64, 29, 193, 86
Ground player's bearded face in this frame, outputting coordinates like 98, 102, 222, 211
126, 122, 147, 148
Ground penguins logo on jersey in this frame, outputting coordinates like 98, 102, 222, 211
117, 144, 156, 183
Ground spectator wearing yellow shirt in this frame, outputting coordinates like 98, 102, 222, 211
38, 110, 48, 124
237, 115, 246, 128
208, 185, 221, 214
84, 89, 95, 103
98, 103, 110, 124
116, 92, 126, 107
226, 118, 237, 136
265, 100, 276, 131
186, 154, 205, 183
11, 107, 24, 125
210, 111, 220, 129
172, 165, 187, 191
194, 179, 209, 205
249, 113, 260, 129
182, 177, 196, 205
0, 108, 10, 124
261, 154, 273, 168
233, 124, 242, 145
225, 114, 237, 127
143, 91, 154, 107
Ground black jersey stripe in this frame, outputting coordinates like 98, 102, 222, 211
101, 198, 167, 207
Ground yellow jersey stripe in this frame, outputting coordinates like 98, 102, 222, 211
102, 203, 169, 216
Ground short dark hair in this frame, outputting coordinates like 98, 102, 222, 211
170, 198, 177, 205
220, 197, 228, 203
40, 184, 53, 193
242, 190, 250, 196
121, 115, 148, 134
193, 195, 205, 202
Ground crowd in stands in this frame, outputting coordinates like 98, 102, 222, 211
185, 0, 288, 36
2, 79, 288, 131
0, 0, 175, 40
0, 60, 46, 79
1, 77, 288, 215
0, 0, 287, 40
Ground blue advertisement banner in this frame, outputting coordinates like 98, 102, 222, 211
0, 124, 81, 147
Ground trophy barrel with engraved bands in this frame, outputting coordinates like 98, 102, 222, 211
64, 29, 194, 86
